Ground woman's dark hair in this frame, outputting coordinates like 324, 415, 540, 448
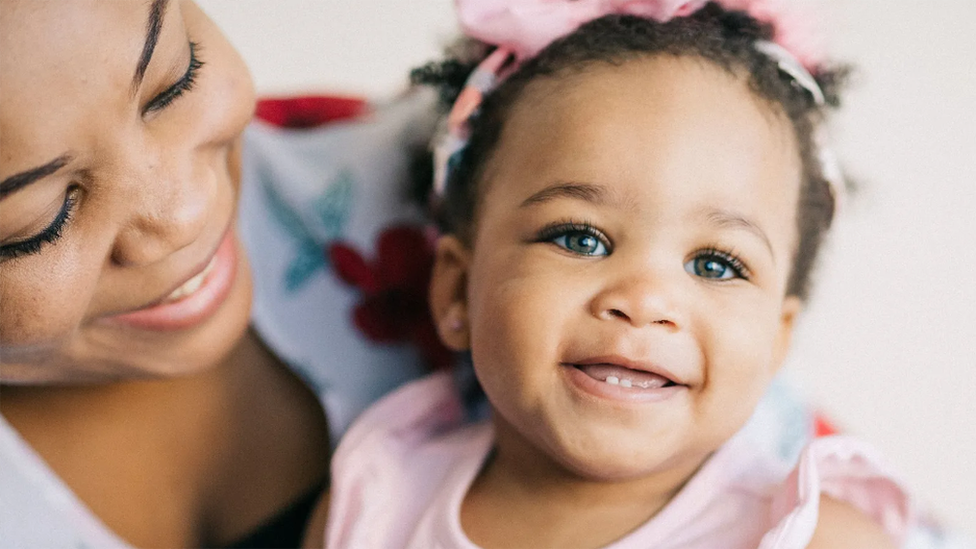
411, 2, 849, 300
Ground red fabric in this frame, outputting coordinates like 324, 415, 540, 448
255, 95, 368, 129
329, 225, 453, 371
813, 413, 839, 437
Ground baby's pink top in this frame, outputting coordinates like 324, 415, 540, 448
325, 371, 914, 548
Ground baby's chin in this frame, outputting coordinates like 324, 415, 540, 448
535, 426, 711, 485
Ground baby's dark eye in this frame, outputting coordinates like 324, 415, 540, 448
553, 232, 608, 256
685, 250, 748, 280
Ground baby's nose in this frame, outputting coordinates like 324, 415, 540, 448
589, 269, 684, 330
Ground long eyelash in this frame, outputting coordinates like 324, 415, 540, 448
534, 219, 612, 249
0, 187, 80, 261
698, 246, 751, 280
143, 41, 204, 114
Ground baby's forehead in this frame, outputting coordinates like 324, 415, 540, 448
478, 54, 803, 230
509, 55, 794, 140
498, 56, 800, 171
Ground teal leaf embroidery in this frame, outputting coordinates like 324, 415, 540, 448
260, 167, 355, 291
314, 170, 353, 237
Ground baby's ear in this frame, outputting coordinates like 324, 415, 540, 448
429, 235, 472, 351
772, 295, 803, 373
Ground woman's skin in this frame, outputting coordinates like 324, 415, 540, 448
0, 0, 329, 546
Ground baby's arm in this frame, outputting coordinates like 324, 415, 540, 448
807, 495, 896, 549
300, 489, 331, 549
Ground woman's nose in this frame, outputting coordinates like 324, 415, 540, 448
110, 166, 214, 267
589, 265, 684, 330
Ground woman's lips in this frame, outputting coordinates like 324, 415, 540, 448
103, 230, 238, 331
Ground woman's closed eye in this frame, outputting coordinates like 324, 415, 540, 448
685, 248, 750, 281
0, 186, 81, 261
536, 221, 612, 257
143, 41, 204, 115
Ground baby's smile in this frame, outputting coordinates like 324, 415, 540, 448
570, 362, 676, 389
561, 356, 689, 404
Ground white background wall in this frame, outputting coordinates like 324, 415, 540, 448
199, 0, 976, 536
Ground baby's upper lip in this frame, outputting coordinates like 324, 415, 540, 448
566, 355, 687, 386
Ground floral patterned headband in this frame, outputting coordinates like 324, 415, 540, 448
432, 0, 844, 212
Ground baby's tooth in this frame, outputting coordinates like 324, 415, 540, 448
620, 379, 632, 388
606, 376, 620, 385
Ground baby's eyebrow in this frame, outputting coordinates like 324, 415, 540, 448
520, 182, 614, 208
700, 207, 776, 264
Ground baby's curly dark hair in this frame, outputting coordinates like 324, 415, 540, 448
411, 2, 849, 301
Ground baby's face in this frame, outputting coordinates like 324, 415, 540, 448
438, 55, 804, 481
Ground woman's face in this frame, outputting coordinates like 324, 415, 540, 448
0, 0, 256, 383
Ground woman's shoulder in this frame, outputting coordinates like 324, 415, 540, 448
0, 415, 132, 548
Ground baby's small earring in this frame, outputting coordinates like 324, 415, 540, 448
447, 316, 465, 332
438, 307, 470, 350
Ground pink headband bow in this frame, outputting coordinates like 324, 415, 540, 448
457, 0, 824, 68
433, 0, 842, 210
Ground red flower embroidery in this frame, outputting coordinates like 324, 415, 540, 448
328, 225, 453, 371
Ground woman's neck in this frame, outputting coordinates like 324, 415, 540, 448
0, 328, 330, 548
461, 416, 708, 549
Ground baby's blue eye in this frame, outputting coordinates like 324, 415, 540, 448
685, 252, 745, 280
552, 231, 609, 256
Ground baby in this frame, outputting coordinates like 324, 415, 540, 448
319, 1, 913, 547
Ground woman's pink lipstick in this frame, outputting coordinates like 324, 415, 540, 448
105, 230, 238, 331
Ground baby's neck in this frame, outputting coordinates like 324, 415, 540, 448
460, 418, 709, 549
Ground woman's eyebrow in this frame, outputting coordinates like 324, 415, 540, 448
0, 155, 72, 200
131, 0, 170, 92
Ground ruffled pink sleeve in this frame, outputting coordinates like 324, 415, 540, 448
758, 435, 914, 549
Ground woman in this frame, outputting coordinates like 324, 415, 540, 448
0, 0, 431, 546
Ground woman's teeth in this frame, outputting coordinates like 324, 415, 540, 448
163, 256, 217, 303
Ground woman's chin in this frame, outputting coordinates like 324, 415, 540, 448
114, 240, 256, 380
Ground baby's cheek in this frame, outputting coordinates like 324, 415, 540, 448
471, 282, 533, 367
470, 278, 556, 396
697, 315, 780, 432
